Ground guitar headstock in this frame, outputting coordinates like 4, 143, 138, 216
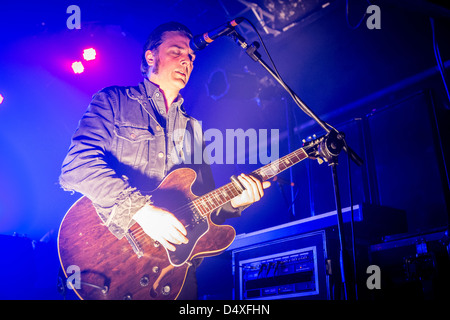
302, 134, 326, 164
302, 130, 345, 165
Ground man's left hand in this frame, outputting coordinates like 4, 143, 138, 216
230, 174, 271, 208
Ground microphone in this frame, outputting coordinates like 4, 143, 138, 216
190, 17, 244, 51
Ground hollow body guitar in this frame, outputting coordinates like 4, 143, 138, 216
57, 137, 323, 300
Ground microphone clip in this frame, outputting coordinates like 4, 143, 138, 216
227, 31, 261, 62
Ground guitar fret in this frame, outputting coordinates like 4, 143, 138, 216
193, 182, 241, 217
217, 192, 227, 204
209, 193, 220, 206
207, 196, 215, 208
255, 148, 308, 181
194, 199, 206, 215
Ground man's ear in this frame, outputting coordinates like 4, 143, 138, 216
145, 50, 155, 67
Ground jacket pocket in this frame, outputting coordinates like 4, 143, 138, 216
114, 123, 154, 168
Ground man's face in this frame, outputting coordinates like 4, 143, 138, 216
147, 31, 196, 92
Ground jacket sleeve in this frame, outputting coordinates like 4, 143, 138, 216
59, 88, 152, 239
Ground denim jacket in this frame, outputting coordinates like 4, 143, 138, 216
60, 80, 243, 239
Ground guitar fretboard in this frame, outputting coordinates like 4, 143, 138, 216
253, 147, 309, 182
192, 147, 309, 217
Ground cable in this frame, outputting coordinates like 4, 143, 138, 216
430, 17, 450, 104
241, 17, 332, 134
345, 0, 375, 30
241, 18, 284, 87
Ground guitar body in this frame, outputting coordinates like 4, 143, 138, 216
58, 168, 236, 300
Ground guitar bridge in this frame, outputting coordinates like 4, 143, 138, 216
125, 231, 144, 258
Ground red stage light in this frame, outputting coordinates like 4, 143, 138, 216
72, 61, 84, 74
83, 48, 96, 61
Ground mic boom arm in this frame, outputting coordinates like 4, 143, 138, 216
227, 30, 363, 166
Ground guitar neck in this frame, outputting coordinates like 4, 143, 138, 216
192, 147, 309, 216
252, 147, 309, 182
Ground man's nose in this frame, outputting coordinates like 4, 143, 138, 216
180, 54, 192, 67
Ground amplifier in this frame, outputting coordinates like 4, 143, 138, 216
231, 230, 330, 300
238, 246, 319, 300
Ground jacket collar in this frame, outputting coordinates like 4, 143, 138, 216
140, 79, 188, 116
126, 80, 190, 127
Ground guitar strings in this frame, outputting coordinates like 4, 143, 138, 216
130, 149, 307, 241
130, 183, 240, 240
129, 158, 287, 241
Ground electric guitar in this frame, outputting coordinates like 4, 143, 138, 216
58, 135, 328, 300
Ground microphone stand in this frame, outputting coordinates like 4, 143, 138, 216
227, 30, 363, 300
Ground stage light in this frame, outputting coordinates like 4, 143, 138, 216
0, 94, 4, 104
71, 61, 84, 74
83, 48, 96, 61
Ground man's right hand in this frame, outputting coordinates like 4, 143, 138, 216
132, 204, 189, 252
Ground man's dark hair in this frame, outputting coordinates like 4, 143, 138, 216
140, 21, 193, 77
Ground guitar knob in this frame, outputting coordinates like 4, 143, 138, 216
152, 266, 160, 274
140, 275, 149, 287
162, 285, 171, 295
